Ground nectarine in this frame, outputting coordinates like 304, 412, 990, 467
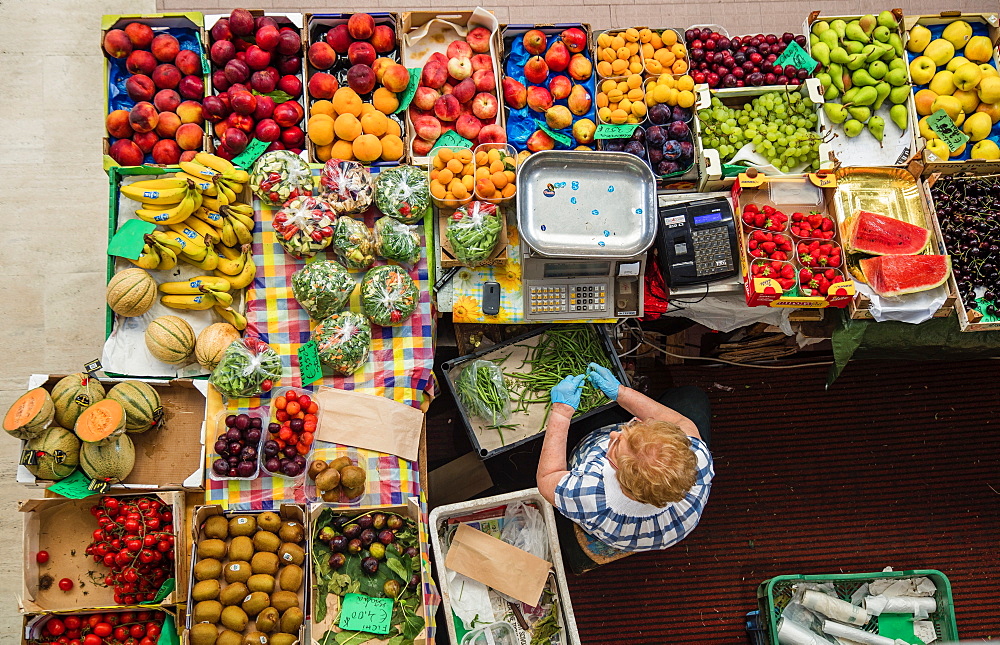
124, 22, 154, 49
151, 34, 179, 63
103, 29, 132, 59
106, 110, 134, 139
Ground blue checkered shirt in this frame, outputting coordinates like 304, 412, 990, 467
553, 424, 714, 552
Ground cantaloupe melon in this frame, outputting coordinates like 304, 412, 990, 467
107, 268, 157, 317
75, 399, 127, 442
145, 316, 195, 364
80, 433, 135, 483
107, 381, 162, 434
51, 373, 106, 430
25, 426, 80, 481
195, 323, 241, 371
3, 388, 54, 440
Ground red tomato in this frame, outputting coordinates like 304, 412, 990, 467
36, 550, 50, 564
84, 635, 103, 645
86, 615, 102, 629
285, 389, 299, 401
114, 626, 129, 641
45, 618, 66, 636
92, 622, 113, 637
58, 578, 73, 591
274, 396, 287, 410
130, 624, 146, 638
145, 623, 161, 638
285, 401, 301, 416
63, 617, 81, 631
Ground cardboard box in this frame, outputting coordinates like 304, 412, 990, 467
101, 14, 208, 172
183, 504, 308, 645
21, 607, 178, 644
20, 491, 186, 613
16, 373, 206, 491
307, 499, 432, 645
438, 205, 509, 268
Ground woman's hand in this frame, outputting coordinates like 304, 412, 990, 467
550, 374, 586, 409
586, 362, 622, 400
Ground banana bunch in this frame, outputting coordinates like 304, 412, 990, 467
179, 153, 250, 206
122, 177, 202, 225
213, 243, 256, 290
159, 275, 235, 310
128, 232, 184, 271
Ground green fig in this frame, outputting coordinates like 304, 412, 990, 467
847, 53, 867, 70
888, 33, 904, 58
859, 14, 877, 36
872, 82, 891, 110
848, 105, 872, 122
852, 86, 878, 107
812, 20, 831, 35
877, 10, 898, 30
819, 29, 840, 51
846, 21, 870, 44
824, 102, 850, 124
890, 104, 908, 130
868, 61, 888, 79
889, 84, 910, 105
885, 68, 908, 87
873, 25, 891, 43
812, 42, 831, 66
824, 84, 841, 100
831, 19, 848, 40
845, 40, 864, 55
844, 119, 865, 137
852, 68, 877, 86
867, 115, 885, 142
830, 46, 850, 65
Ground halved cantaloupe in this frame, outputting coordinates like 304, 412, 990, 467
75, 399, 127, 442
3, 388, 55, 440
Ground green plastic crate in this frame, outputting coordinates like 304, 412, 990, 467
756, 570, 959, 645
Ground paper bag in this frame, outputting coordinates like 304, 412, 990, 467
444, 523, 550, 607
315, 388, 423, 461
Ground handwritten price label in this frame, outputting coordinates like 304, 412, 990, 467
594, 123, 639, 139
534, 120, 573, 147
338, 593, 393, 634
232, 138, 269, 169
926, 109, 969, 153
773, 41, 819, 73
297, 341, 323, 386
394, 68, 422, 114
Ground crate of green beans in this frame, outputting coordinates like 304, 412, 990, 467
442, 324, 629, 460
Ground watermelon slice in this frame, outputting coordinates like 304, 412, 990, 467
859, 254, 951, 297
844, 210, 930, 256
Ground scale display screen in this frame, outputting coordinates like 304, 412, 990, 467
542, 261, 610, 278
693, 211, 723, 226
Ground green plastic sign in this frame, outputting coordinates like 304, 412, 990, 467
48, 469, 98, 499
927, 109, 969, 153
193, 42, 211, 75
394, 68, 423, 114
297, 341, 323, 385
108, 219, 156, 260
534, 119, 573, 147
157, 609, 180, 645
339, 593, 393, 634
773, 41, 819, 73
594, 123, 640, 139
431, 129, 473, 151
143, 578, 176, 605
232, 138, 270, 169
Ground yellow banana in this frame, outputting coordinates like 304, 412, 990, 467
200, 196, 225, 212
121, 180, 192, 205
225, 202, 254, 217
220, 217, 238, 247
160, 293, 217, 310
182, 217, 222, 244
214, 305, 248, 331
195, 153, 250, 184
129, 244, 160, 270
174, 172, 218, 196
159, 276, 232, 294
190, 208, 225, 231
150, 230, 184, 253
229, 216, 253, 246
214, 249, 255, 289
167, 222, 208, 249
222, 205, 256, 232
179, 250, 219, 271
178, 161, 219, 180
214, 246, 245, 275
215, 180, 235, 203
220, 178, 247, 200
205, 288, 234, 308
154, 244, 177, 271
169, 234, 207, 260
135, 191, 197, 225
217, 243, 243, 261
125, 177, 189, 190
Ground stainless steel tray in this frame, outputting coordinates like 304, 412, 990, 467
516, 150, 657, 258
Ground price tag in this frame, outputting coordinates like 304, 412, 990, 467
20, 450, 39, 466
773, 41, 819, 73
594, 123, 639, 139
108, 220, 156, 260
927, 109, 969, 152
232, 138, 270, 169
156, 608, 179, 645
48, 470, 99, 499
431, 129, 473, 151
534, 120, 573, 147
338, 593, 393, 634
142, 578, 176, 605
394, 68, 423, 114
84, 359, 102, 376
808, 172, 837, 188
297, 341, 323, 386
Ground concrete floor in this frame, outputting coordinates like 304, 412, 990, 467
0, 0, 992, 639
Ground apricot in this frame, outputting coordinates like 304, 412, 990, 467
109, 139, 144, 166
152, 138, 182, 164
311, 100, 336, 118
476, 177, 496, 197
502, 184, 516, 198
155, 111, 182, 138
360, 103, 377, 116
456, 148, 473, 163
103, 29, 132, 58
106, 110, 134, 139
380, 134, 403, 161
332, 87, 363, 117
360, 111, 388, 137
175, 123, 204, 150
315, 142, 334, 162
429, 180, 446, 199
491, 171, 509, 190
331, 139, 355, 161
352, 134, 382, 162
307, 114, 336, 146
334, 113, 362, 141
372, 88, 399, 114
129, 102, 159, 133
437, 168, 454, 185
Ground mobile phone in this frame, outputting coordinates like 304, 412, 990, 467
482, 281, 501, 315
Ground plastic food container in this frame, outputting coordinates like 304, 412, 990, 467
260, 386, 320, 480
429, 146, 476, 209
460, 622, 519, 645
472, 143, 518, 205
208, 407, 269, 482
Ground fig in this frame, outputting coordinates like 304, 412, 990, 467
328, 552, 346, 568
347, 538, 363, 555
361, 556, 379, 575
383, 579, 401, 597
360, 528, 376, 546
318, 526, 336, 542
378, 530, 395, 545
369, 542, 385, 560
330, 535, 348, 552
372, 513, 386, 530
342, 523, 361, 539
386, 515, 404, 531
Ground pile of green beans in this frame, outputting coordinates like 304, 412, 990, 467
456, 360, 511, 443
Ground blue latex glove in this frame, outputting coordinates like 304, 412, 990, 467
586, 362, 621, 400
550, 374, 586, 409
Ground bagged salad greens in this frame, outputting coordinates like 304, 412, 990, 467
373, 216, 421, 266
291, 260, 356, 320
361, 265, 418, 327
333, 216, 376, 270
209, 337, 283, 398
374, 165, 431, 224
271, 195, 338, 259
249, 150, 314, 206
445, 200, 503, 265
314, 311, 371, 376
319, 159, 374, 215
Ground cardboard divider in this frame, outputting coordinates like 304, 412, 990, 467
21, 607, 179, 644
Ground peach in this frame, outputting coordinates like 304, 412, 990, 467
126, 50, 157, 76
175, 50, 202, 76
472, 93, 498, 119
281, 126, 305, 148
380, 134, 404, 161
277, 30, 302, 56
219, 126, 246, 153
109, 139, 144, 166
412, 137, 436, 156
527, 86, 554, 112
255, 118, 282, 142
472, 69, 495, 93
371, 25, 396, 54
106, 110, 134, 139
256, 24, 281, 52
308, 42, 337, 70
210, 19, 232, 42
549, 75, 571, 100
273, 100, 304, 127
456, 114, 483, 139
228, 9, 255, 37
175, 121, 203, 152
348, 42, 377, 67
226, 112, 254, 134
126, 75, 156, 102
421, 61, 449, 89
151, 34, 179, 63
177, 100, 204, 124
478, 124, 506, 144
568, 54, 592, 81
152, 138, 182, 164
502, 77, 527, 109
129, 101, 159, 133
382, 64, 410, 93
348, 14, 376, 40
224, 59, 250, 84
230, 89, 257, 115
523, 30, 547, 56
155, 111, 181, 138
361, 110, 388, 136
202, 95, 230, 123
132, 130, 159, 153
251, 69, 278, 94
124, 22, 154, 49
448, 41, 473, 60
152, 64, 181, 90
452, 78, 477, 104
467, 27, 492, 54
434, 94, 462, 121
526, 129, 555, 151
448, 57, 472, 81
347, 64, 376, 95
372, 87, 399, 113
335, 113, 363, 141
180, 150, 199, 162
413, 114, 442, 141
103, 29, 132, 59
178, 75, 204, 100
429, 52, 448, 67
309, 72, 339, 99
333, 87, 363, 117
325, 24, 352, 54
245, 45, 272, 71
413, 86, 440, 111
471, 54, 493, 73
278, 75, 303, 98
211, 40, 236, 66
353, 133, 382, 162
253, 95, 276, 120
154, 89, 181, 113
372, 57, 394, 82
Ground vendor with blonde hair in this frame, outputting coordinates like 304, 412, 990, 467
536, 363, 713, 569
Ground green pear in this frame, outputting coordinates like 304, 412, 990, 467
873, 25, 891, 43
824, 102, 850, 124
852, 86, 878, 106
867, 115, 885, 142
890, 103, 908, 130
842, 87, 859, 104
852, 68, 878, 86
831, 19, 848, 40
817, 72, 832, 87
830, 46, 850, 65
877, 10, 898, 30
866, 44, 887, 63
872, 82, 891, 110
846, 21, 870, 43
888, 33, 904, 58
879, 43, 897, 61
885, 68, 908, 87
869, 61, 888, 79
889, 58, 906, 71
830, 63, 845, 91
845, 40, 864, 54
812, 42, 831, 66
810, 34, 819, 47
812, 20, 831, 35
847, 53, 867, 70
824, 84, 841, 100
844, 119, 865, 137
819, 29, 840, 51
842, 70, 854, 91
848, 105, 872, 122
861, 44, 878, 59
859, 14, 877, 36
889, 84, 910, 104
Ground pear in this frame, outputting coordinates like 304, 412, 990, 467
824, 84, 840, 101
877, 10, 898, 30
812, 43, 831, 66
830, 46, 850, 65
810, 34, 819, 47
846, 21, 870, 44
831, 19, 848, 40
851, 69, 877, 86
844, 119, 865, 137
819, 29, 840, 51
885, 68, 908, 87
824, 102, 849, 124
842, 87, 859, 104
889, 84, 911, 105
872, 82, 891, 111
848, 105, 872, 122
889, 58, 906, 72
873, 26, 891, 43
890, 104, 908, 130
852, 86, 879, 107
846, 53, 867, 71
812, 20, 831, 35
861, 44, 878, 60
868, 61, 888, 80
830, 63, 845, 91
888, 33, 904, 58
567, 85, 592, 117
859, 14, 877, 36
845, 40, 864, 55
816, 72, 832, 88
867, 115, 885, 142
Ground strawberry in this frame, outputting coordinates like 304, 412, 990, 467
743, 204, 787, 232
777, 278, 795, 290
797, 240, 842, 268
790, 210, 836, 239
798, 267, 843, 296
760, 241, 776, 254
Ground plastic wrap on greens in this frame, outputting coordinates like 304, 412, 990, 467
374, 165, 430, 224
249, 150, 314, 206
445, 200, 502, 265
333, 216, 376, 270
314, 311, 371, 376
361, 265, 418, 327
319, 159, 374, 215
291, 260, 356, 320
373, 217, 421, 266
209, 338, 283, 398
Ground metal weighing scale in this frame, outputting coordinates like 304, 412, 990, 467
516, 151, 658, 321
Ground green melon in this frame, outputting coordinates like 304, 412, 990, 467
80, 433, 135, 483
107, 268, 157, 317
25, 426, 81, 481
3, 388, 54, 440
50, 374, 105, 430
107, 381, 162, 434
145, 315, 195, 364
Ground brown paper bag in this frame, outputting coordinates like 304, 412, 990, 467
315, 388, 423, 461
444, 523, 551, 607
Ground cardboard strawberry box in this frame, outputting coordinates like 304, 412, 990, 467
21, 607, 178, 644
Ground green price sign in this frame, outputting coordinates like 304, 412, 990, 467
232, 138, 269, 169
297, 340, 323, 386
534, 120, 573, 147
926, 109, 969, 153
108, 219, 156, 260
48, 469, 99, 499
338, 593, 393, 634
595, 123, 639, 139
394, 68, 423, 114
431, 129, 473, 151
774, 41, 819, 73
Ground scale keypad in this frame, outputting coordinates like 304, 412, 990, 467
529, 284, 607, 315
691, 226, 733, 276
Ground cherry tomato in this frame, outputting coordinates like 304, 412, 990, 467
285, 389, 299, 402
69, 640, 83, 645
261, 379, 273, 392
157, 539, 172, 553
124, 519, 140, 533
104, 497, 119, 512
145, 517, 161, 531
36, 550, 50, 564
106, 614, 121, 626
120, 612, 135, 623
58, 578, 73, 591
145, 623, 161, 639
130, 624, 146, 638
86, 615, 102, 629
57, 638, 69, 645
160, 510, 173, 524
114, 626, 129, 641
45, 618, 66, 636
63, 617, 81, 631
92, 622, 113, 637
274, 396, 287, 410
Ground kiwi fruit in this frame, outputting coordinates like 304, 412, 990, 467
307, 460, 328, 480
243, 632, 270, 645
195, 558, 224, 581
228, 535, 255, 562
219, 582, 249, 606
279, 607, 304, 634
251, 551, 280, 575
247, 573, 275, 594
198, 538, 228, 560
192, 579, 221, 602
193, 600, 223, 624
229, 515, 257, 536
242, 590, 270, 617
216, 630, 242, 645
224, 561, 252, 584
278, 521, 304, 544
270, 590, 299, 613
189, 622, 219, 645
315, 467, 340, 492
221, 605, 249, 632
277, 543, 305, 566
204, 515, 229, 540
343, 485, 365, 500
253, 530, 281, 553
321, 487, 341, 502
277, 565, 303, 592
270, 634, 296, 645
257, 511, 281, 533
340, 465, 366, 489
329, 456, 353, 472
255, 606, 279, 632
